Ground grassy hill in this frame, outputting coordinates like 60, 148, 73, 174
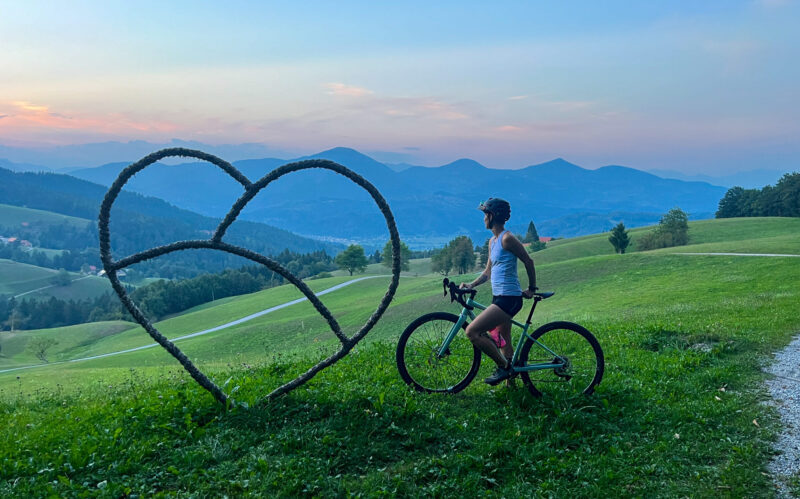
539, 216, 800, 264
0, 203, 92, 230
2, 217, 799, 496
0, 259, 112, 300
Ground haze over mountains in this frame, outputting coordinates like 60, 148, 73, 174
49, 147, 728, 247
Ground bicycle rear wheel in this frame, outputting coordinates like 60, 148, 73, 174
396, 312, 481, 394
519, 321, 604, 398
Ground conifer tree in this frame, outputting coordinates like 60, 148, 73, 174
608, 222, 631, 254
524, 221, 540, 243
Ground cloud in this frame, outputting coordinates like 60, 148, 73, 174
12, 101, 49, 113
0, 100, 180, 142
496, 125, 522, 132
0, 114, 8, 119
324, 82, 374, 97
507, 95, 528, 101
382, 97, 469, 121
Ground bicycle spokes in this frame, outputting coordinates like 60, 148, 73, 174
520, 322, 604, 397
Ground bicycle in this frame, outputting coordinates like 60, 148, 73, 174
396, 278, 604, 397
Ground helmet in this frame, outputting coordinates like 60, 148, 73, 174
478, 197, 511, 223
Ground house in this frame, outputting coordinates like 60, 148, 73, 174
539, 237, 553, 243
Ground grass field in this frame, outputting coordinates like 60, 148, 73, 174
330, 257, 433, 277
0, 258, 112, 300
1, 217, 799, 496
0, 203, 92, 231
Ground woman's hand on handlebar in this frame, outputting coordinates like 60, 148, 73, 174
459, 282, 472, 290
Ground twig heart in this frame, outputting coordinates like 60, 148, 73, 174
98, 148, 401, 407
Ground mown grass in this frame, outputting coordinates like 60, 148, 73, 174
330, 258, 433, 277
0, 258, 112, 300
538, 216, 800, 265
0, 203, 92, 229
1, 217, 799, 496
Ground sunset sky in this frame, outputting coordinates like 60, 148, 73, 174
1, 0, 798, 173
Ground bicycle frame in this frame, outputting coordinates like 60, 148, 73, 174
436, 295, 565, 372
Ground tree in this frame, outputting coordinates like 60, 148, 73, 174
716, 173, 800, 218
659, 207, 689, 246
431, 248, 453, 276
608, 222, 630, 254
51, 268, 72, 287
478, 238, 490, 266
382, 240, 411, 271
28, 337, 58, 363
637, 207, 690, 251
523, 220, 540, 243
334, 245, 369, 276
448, 236, 475, 275
776, 172, 800, 217
368, 250, 382, 264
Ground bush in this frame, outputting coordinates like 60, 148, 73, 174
637, 208, 689, 251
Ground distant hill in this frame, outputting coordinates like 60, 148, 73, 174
0, 167, 343, 277
0, 139, 292, 169
646, 168, 789, 189
0, 159, 52, 173
69, 148, 728, 245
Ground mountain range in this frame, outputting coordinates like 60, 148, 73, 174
59, 147, 729, 246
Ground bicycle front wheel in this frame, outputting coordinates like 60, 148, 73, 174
396, 312, 481, 394
519, 321, 604, 398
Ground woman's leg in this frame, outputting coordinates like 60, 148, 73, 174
495, 320, 514, 361
465, 304, 511, 368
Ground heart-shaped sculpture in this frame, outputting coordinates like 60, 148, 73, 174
99, 148, 401, 407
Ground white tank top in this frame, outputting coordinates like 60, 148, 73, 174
490, 230, 522, 296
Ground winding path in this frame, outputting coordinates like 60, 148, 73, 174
0, 275, 384, 375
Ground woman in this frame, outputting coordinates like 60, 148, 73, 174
460, 198, 537, 385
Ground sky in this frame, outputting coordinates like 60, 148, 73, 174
1, 0, 798, 173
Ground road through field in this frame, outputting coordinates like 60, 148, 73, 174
0, 275, 386, 374
674, 252, 800, 257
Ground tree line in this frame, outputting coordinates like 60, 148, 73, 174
716, 172, 800, 218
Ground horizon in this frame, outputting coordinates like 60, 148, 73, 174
1, 1, 798, 175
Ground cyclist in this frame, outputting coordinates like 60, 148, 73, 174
460, 198, 537, 385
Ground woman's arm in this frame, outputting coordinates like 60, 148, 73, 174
502, 232, 537, 297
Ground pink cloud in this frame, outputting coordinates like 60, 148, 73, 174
0, 101, 180, 142
324, 82, 374, 97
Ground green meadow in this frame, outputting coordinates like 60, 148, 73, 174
0, 258, 112, 299
2, 217, 799, 496
0, 203, 92, 230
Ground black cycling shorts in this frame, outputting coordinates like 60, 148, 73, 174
492, 295, 523, 317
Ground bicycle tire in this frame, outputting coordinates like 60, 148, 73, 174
396, 312, 481, 394
519, 321, 604, 398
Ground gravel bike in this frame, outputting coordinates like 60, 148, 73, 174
396, 278, 604, 397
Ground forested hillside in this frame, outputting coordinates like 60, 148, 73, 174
0, 168, 342, 278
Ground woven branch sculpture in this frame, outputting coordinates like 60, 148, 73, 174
98, 148, 401, 407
